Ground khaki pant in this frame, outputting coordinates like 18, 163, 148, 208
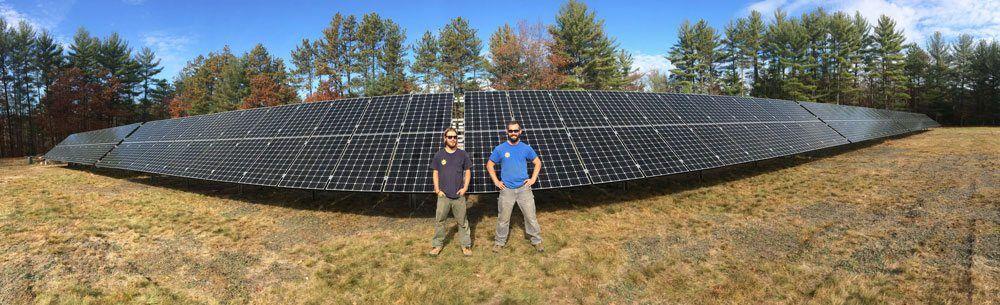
432, 196, 471, 248
495, 185, 542, 245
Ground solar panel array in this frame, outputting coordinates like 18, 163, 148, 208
93, 94, 453, 192
463, 91, 923, 193
43, 123, 141, 165
799, 102, 941, 142
45, 91, 937, 194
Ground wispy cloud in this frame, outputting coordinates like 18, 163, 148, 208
141, 31, 195, 79
630, 51, 673, 75
741, 0, 1000, 44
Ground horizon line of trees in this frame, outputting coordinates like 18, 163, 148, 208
656, 8, 998, 126
1, 0, 997, 158
0, 20, 172, 158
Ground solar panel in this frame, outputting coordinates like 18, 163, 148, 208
44, 123, 141, 165
276, 135, 350, 189
615, 126, 690, 176
463, 131, 503, 193
549, 91, 644, 183
799, 101, 933, 143
51, 90, 938, 196
519, 129, 591, 189
655, 125, 727, 171
383, 132, 441, 193
384, 93, 453, 192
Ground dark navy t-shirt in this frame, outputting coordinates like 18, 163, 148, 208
489, 141, 538, 189
430, 148, 472, 198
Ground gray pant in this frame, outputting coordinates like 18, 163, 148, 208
495, 185, 542, 245
432, 196, 471, 248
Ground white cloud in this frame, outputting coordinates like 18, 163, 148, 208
0, 2, 44, 29
741, 0, 1000, 44
630, 51, 673, 75
141, 32, 195, 79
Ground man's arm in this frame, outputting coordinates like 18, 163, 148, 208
432, 169, 443, 196
486, 160, 505, 190
459, 169, 471, 195
526, 157, 541, 186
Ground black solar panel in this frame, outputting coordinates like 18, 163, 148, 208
276, 136, 350, 189
50, 90, 937, 195
44, 123, 141, 165
519, 129, 591, 189
464, 131, 504, 193
383, 133, 441, 193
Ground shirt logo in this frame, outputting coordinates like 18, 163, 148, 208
504, 152, 510, 158
441, 159, 447, 166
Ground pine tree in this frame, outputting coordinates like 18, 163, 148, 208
438, 17, 483, 92
548, 0, 623, 90
290, 39, 317, 97
371, 19, 410, 95
135, 47, 162, 121
411, 31, 439, 92
744, 11, 765, 95
357, 13, 385, 92
871, 15, 908, 109
667, 21, 697, 93
317, 13, 345, 97
668, 19, 721, 94
721, 19, 746, 96
903, 43, 929, 111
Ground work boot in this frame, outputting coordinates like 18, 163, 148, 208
462, 247, 472, 256
429, 247, 442, 256
533, 243, 544, 253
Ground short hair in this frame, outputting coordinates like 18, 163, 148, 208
506, 120, 521, 129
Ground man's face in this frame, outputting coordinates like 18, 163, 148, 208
445, 132, 458, 148
507, 124, 521, 143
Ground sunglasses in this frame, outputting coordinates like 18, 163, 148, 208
445, 135, 458, 139
507, 129, 522, 133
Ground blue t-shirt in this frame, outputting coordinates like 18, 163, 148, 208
489, 141, 538, 189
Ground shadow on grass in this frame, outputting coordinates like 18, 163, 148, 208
62, 133, 914, 227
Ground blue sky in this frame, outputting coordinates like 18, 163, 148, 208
2, 0, 998, 80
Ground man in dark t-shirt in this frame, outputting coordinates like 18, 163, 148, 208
428, 127, 472, 256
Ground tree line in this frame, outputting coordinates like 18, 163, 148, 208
0, 21, 171, 157
1, 0, 996, 157
657, 8, 998, 125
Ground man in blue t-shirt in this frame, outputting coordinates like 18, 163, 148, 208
487, 120, 544, 253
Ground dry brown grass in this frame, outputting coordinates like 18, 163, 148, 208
1, 127, 997, 304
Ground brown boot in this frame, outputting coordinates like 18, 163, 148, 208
429, 247, 442, 256
462, 247, 472, 256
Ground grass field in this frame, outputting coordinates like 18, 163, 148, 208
1, 127, 997, 304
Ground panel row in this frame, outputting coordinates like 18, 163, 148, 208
463, 91, 850, 193
96, 93, 453, 192
799, 102, 939, 142
43, 123, 141, 165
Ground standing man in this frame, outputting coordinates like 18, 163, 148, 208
429, 127, 473, 256
487, 120, 544, 253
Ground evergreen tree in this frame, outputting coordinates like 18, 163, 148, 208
871, 15, 908, 109
411, 31, 439, 92
548, 0, 623, 90
903, 43, 929, 111
135, 47, 162, 121
290, 39, 317, 97
438, 17, 483, 92
371, 20, 410, 95
668, 19, 721, 94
